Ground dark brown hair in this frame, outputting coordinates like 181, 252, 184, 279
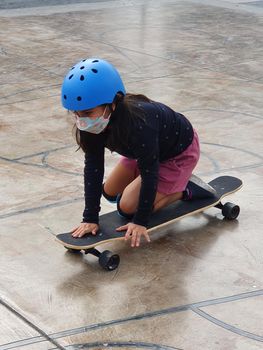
73, 93, 151, 153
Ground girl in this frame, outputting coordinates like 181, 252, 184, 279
61, 58, 215, 248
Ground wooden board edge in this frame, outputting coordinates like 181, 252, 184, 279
56, 182, 243, 250
55, 235, 126, 250
147, 182, 243, 234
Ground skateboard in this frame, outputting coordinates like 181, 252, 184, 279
56, 176, 242, 271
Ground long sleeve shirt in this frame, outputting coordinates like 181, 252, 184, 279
81, 100, 194, 227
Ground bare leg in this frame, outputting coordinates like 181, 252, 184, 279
104, 161, 138, 197
119, 176, 183, 215
153, 191, 183, 211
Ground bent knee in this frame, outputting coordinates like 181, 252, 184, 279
117, 194, 135, 219
102, 183, 118, 203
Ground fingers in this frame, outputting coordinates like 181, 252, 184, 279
116, 225, 128, 232
72, 227, 86, 238
133, 232, 149, 247
124, 226, 132, 241
131, 232, 138, 248
126, 230, 151, 247
71, 223, 98, 238
91, 228, 97, 235
144, 232, 151, 243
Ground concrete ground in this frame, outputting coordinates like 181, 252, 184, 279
0, 0, 263, 349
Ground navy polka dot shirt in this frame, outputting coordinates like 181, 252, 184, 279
82, 100, 194, 227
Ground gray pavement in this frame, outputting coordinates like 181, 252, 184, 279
0, 0, 112, 10
0, 0, 263, 349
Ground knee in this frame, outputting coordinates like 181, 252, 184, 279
102, 184, 134, 219
117, 194, 134, 219
102, 183, 118, 203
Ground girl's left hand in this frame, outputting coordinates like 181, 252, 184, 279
116, 222, 150, 247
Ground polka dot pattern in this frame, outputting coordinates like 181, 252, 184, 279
83, 100, 194, 227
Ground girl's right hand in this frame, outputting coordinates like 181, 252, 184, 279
71, 223, 99, 238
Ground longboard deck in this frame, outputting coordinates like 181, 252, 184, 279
56, 176, 242, 250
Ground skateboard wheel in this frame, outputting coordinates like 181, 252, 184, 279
222, 202, 240, 220
99, 250, 120, 271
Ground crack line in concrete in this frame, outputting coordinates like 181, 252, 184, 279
0, 297, 66, 350
64, 341, 183, 350
191, 307, 263, 342
48, 289, 263, 340
1, 289, 262, 349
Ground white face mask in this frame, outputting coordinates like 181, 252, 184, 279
75, 106, 111, 134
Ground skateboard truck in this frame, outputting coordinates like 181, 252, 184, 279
57, 176, 243, 271
66, 247, 120, 271
215, 201, 240, 220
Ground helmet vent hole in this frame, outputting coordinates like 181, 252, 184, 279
71, 66, 75, 70
80, 75, 85, 81
82, 59, 86, 62
77, 96, 82, 101
64, 95, 67, 99
80, 66, 85, 70
69, 74, 74, 80
91, 69, 98, 73
92, 60, 99, 63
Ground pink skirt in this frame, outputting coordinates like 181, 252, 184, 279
120, 130, 200, 194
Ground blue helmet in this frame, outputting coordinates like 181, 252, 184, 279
61, 58, 126, 111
